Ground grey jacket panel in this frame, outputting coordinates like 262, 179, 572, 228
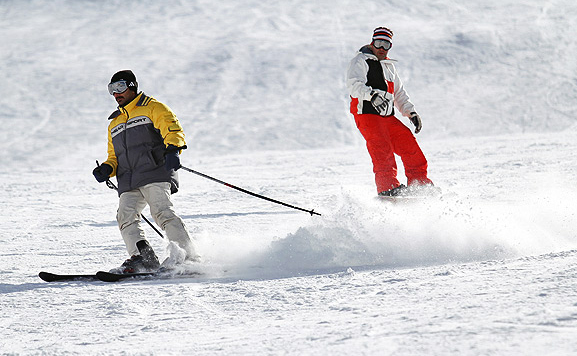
109, 99, 179, 196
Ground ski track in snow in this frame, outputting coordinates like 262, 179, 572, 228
1, 0, 577, 355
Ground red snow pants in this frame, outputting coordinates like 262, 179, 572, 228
354, 113, 432, 194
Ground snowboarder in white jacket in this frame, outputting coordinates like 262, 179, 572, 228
347, 27, 433, 196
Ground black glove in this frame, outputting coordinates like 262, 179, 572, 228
93, 163, 113, 183
370, 90, 393, 116
409, 112, 422, 134
164, 145, 181, 171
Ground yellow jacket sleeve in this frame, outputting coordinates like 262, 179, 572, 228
150, 102, 187, 149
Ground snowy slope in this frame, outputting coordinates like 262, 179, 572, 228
1, 0, 577, 355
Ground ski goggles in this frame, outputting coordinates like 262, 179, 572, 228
372, 39, 392, 50
108, 80, 129, 95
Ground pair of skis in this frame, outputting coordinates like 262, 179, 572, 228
38, 270, 201, 283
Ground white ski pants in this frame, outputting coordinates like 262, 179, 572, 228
116, 182, 197, 259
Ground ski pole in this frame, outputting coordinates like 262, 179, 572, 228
96, 161, 165, 239
179, 165, 321, 216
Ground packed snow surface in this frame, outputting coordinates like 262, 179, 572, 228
1, 0, 577, 355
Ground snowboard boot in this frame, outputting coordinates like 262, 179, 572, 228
378, 184, 408, 197
117, 240, 161, 274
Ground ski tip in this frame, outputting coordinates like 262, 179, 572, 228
38, 271, 56, 282
38, 271, 98, 282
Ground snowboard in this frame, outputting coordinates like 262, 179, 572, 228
377, 194, 426, 203
377, 185, 443, 203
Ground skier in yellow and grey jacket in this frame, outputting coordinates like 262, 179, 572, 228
93, 70, 199, 273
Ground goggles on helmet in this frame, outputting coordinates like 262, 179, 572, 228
108, 80, 129, 95
372, 39, 392, 50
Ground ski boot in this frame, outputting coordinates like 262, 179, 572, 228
114, 240, 161, 274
